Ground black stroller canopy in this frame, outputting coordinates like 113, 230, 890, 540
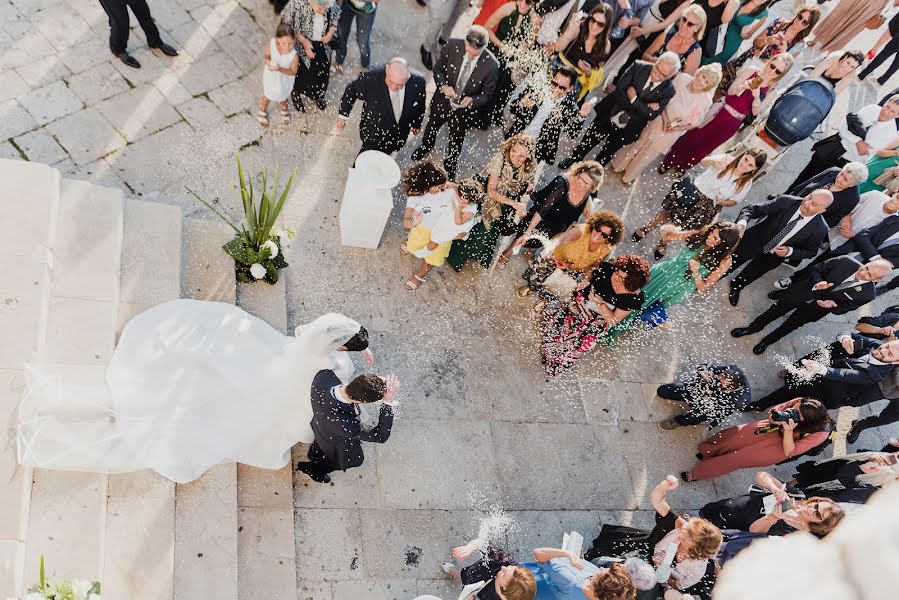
765, 77, 837, 147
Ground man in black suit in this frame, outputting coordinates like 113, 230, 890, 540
746, 333, 899, 415
98, 0, 178, 68
412, 26, 499, 179
296, 372, 397, 484
505, 65, 589, 165
558, 53, 678, 168
727, 190, 833, 307
337, 57, 427, 157
732, 256, 893, 354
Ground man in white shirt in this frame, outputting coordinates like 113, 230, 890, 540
789, 97, 899, 190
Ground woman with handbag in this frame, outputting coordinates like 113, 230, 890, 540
516, 210, 625, 307
281, 0, 340, 112
661, 53, 792, 175
540, 254, 650, 376
610, 64, 721, 185
441, 538, 537, 600
549, 3, 614, 100
636, 149, 766, 259
807, 0, 889, 54
859, 139, 899, 193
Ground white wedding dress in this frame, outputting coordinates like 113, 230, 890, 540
17, 299, 361, 483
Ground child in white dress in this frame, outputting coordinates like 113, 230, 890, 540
259, 23, 299, 127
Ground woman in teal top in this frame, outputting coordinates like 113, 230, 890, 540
860, 144, 899, 194
605, 222, 741, 342
523, 548, 636, 599
703, 0, 773, 66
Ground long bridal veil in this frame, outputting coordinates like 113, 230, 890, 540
17, 299, 361, 484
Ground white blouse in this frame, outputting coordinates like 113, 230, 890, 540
694, 155, 753, 206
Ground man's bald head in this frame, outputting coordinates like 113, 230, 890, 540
386, 57, 410, 91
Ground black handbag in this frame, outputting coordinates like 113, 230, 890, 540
671, 175, 700, 209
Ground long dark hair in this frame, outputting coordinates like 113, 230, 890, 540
719, 148, 767, 193
570, 3, 613, 65
685, 222, 741, 275
794, 397, 834, 436
744, 0, 776, 18
775, 4, 820, 46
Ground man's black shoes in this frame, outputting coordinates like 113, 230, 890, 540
115, 52, 141, 68
150, 42, 179, 57
296, 462, 331, 483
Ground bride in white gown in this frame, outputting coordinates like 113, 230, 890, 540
17, 299, 367, 483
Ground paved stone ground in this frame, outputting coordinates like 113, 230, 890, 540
5, 0, 899, 598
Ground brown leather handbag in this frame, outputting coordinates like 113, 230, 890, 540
867, 14, 886, 30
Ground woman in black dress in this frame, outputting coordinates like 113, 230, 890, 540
699, 471, 845, 536
280, 0, 340, 112
790, 444, 899, 497
497, 160, 604, 266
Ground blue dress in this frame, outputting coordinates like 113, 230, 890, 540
522, 559, 599, 599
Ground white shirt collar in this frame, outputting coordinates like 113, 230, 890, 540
331, 385, 354, 404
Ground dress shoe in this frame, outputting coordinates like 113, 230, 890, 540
728, 286, 741, 307
419, 44, 433, 71
410, 147, 427, 161
846, 420, 861, 444
695, 452, 704, 461
773, 277, 792, 290
752, 341, 770, 355
767, 289, 785, 301
557, 158, 575, 170
115, 52, 141, 68
657, 417, 681, 431
416, 0, 427, 5
731, 326, 753, 338
292, 94, 306, 113
150, 42, 179, 57
296, 462, 331, 483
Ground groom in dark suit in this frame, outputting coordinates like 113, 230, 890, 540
558, 54, 679, 168
296, 372, 398, 484
336, 57, 427, 157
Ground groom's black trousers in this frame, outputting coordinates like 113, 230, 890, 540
305, 441, 339, 477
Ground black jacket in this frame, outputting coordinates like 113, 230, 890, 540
339, 67, 426, 154
786, 167, 860, 228
309, 370, 394, 470
506, 85, 584, 164
850, 214, 899, 265
736, 195, 829, 264
788, 256, 877, 315
432, 39, 500, 112
592, 60, 675, 145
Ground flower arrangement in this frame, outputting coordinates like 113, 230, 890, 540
20, 556, 100, 600
188, 154, 295, 285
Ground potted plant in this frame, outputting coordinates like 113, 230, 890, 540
189, 154, 295, 284
21, 555, 101, 600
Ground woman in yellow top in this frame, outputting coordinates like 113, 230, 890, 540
517, 210, 625, 311
550, 3, 613, 101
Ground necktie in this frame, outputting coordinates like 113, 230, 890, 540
763, 215, 803, 254
456, 56, 475, 93
389, 89, 402, 122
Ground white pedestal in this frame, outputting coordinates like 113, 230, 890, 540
338, 151, 401, 249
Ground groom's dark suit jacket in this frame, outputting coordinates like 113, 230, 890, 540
309, 370, 394, 470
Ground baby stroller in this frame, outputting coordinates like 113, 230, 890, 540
732, 77, 837, 176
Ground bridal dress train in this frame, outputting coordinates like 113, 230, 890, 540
17, 299, 361, 484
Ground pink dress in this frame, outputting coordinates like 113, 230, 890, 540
690, 400, 830, 480
662, 85, 766, 172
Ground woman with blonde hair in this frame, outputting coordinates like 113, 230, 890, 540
610, 63, 721, 184
641, 4, 706, 75
448, 134, 537, 270
662, 52, 792, 174
498, 160, 604, 267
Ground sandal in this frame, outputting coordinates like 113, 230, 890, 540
631, 228, 647, 242
533, 299, 547, 314
654, 243, 668, 260
400, 243, 409, 255
496, 254, 510, 270
516, 285, 532, 298
280, 106, 290, 125
404, 275, 426, 290
257, 109, 269, 127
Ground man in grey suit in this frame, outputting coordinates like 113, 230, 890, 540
296, 372, 398, 484
412, 26, 499, 179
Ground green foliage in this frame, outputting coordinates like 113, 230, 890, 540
188, 154, 295, 285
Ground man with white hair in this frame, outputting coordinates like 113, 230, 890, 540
337, 57, 427, 157
558, 52, 679, 168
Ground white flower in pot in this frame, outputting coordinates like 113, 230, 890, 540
261, 239, 279, 259
249, 263, 267, 280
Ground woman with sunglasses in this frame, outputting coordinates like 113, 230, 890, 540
641, 4, 706, 75
716, 3, 819, 96
637, 148, 767, 259
702, 0, 774, 66
585, 476, 723, 599
681, 397, 834, 481
551, 3, 614, 100
808, 0, 889, 54
661, 53, 792, 175
700, 471, 845, 537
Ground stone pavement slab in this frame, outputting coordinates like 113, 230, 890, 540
294, 508, 362, 581
97, 84, 184, 143
12, 128, 68, 165
66, 62, 131, 106
46, 107, 126, 164
0, 100, 37, 139
20, 80, 83, 126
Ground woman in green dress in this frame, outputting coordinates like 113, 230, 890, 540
485, 0, 541, 125
448, 133, 536, 270
702, 0, 773, 66
603, 221, 741, 342
859, 141, 899, 194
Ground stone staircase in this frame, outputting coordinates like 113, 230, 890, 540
0, 159, 296, 599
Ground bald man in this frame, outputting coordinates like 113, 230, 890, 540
337, 57, 427, 157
